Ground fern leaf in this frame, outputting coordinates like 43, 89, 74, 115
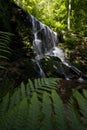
0, 55, 9, 60
13, 97, 29, 130
20, 82, 26, 98
0, 98, 29, 130
73, 90, 87, 120
0, 93, 9, 114
41, 92, 53, 130
37, 78, 41, 87
28, 92, 40, 130
7, 98, 28, 130
0, 93, 9, 130
52, 90, 68, 130
34, 78, 39, 89
68, 98, 85, 130
83, 89, 87, 99
9, 88, 21, 108
28, 79, 34, 92
26, 83, 31, 97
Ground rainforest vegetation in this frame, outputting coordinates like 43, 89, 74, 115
0, 0, 87, 129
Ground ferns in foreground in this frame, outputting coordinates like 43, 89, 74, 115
0, 78, 87, 130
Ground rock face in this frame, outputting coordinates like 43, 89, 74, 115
40, 56, 79, 79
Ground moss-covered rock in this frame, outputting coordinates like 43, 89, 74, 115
40, 56, 76, 79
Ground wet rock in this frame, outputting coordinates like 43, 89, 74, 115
40, 56, 78, 79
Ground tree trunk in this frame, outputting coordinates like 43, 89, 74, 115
67, 0, 71, 31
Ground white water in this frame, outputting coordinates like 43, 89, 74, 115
30, 14, 84, 81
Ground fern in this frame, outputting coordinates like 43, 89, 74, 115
20, 82, 26, 98
83, 89, 87, 99
0, 31, 13, 71
28, 92, 40, 130
0, 31, 12, 60
9, 88, 21, 109
41, 92, 53, 130
0, 93, 9, 130
0, 93, 9, 115
26, 78, 58, 95
73, 89, 87, 126
52, 90, 68, 130
68, 98, 85, 130
0, 78, 87, 130
5, 98, 29, 130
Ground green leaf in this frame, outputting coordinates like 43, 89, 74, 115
41, 92, 53, 130
28, 92, 40, 130
52, 90, 68, 130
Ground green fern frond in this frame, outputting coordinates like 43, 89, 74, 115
52, 90, 68, 130
1, 78, 87, 130
0, 31, 13, 69
73, 90, 87, 123
13, 98, 29, 130
9, 88, 21, 109
26, 83, 31, 97
27, 79, 35, 92
0, 93, 9, 115
6, 97, 29, 130
0, 55, 9, 60
25, 78, 59, 98
20, 82, 26, 98
28, 92, 40, 130
0, 66, 7, 70
68, 97, 85, 130
41, 92, 53, 130
83, 89, 87, 99
0, 93, 9, 130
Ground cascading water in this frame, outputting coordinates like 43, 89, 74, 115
31, 15, 58, 57
30, 14, 84, 81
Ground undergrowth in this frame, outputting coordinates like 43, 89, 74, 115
0, 78, 87, 130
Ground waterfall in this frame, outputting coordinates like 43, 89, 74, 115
29, 14, 84, 81
32, 59, 45, 77
31, 15, 58, 58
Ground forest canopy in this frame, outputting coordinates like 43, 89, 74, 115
13, 0, 87, 36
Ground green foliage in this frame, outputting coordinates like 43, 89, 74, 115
41, 92, 53, 130
0, 78, 87, 130
13, 0, 67, 30
0, 31, 12, 60
67, 0, 87, 36
52, 90, 68, 130
0, 31, 13, 70
13, 0, 87, 35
